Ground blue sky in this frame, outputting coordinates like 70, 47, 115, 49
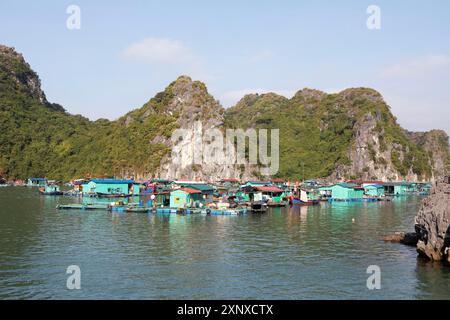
1, 0, 449, 134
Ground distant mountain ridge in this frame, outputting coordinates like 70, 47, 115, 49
0, 45, 448, 181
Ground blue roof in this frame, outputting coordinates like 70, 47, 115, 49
90, 179, 138, 184
29, 178, 47, 181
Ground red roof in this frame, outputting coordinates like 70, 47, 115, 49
254, 186, 284, 193
178, 188, 202, 194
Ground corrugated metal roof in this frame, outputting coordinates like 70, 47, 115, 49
254, 186, 284, 193
177, 188, 202, 194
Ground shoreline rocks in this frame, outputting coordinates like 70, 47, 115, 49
383, 232, 418, 246
414, 176, 450, 263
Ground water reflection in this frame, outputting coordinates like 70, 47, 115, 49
0, 188, 448, 299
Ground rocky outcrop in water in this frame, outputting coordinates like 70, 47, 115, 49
383, 232, 418, 246
414, 176, 450, 263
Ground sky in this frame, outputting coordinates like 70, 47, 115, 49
1, 0, 449, 134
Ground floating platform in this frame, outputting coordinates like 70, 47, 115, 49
202, 208, 248, 215
328, 198, 381, 202
267, 201, 287, 207
125, 207, 151, 213
56, 203, 109, 210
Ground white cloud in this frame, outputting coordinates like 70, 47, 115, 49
220, 88, 295, 107
121, 37, 195, 64
379, 54, 450, 78
121, 37, 215, 81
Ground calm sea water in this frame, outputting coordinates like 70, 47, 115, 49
0, 187, 449, 300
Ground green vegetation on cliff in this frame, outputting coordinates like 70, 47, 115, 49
224, 87, 441, 181
0, 45, 448, 181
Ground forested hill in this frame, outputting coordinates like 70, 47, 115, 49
0, 45, 448, 181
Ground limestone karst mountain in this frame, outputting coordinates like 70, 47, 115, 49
0, 45, 449, 181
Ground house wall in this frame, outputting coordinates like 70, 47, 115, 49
85, 182, 129, 195
170, 190, 189, 208
331, 186, 363, 199
331, 186, 350, 199
365, 187, 384, 197
394, 185, 407, 195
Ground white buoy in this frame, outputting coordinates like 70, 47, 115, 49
352, 218, 355, 223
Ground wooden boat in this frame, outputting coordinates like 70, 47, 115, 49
202, 207, 248, 215
40, 190, 64, 196
39, 185, 63, 196
250, 201, 267, 213
288, 196, 319, 206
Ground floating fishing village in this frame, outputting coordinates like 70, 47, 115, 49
0, 176, 433, 215
2, 1, 450, 302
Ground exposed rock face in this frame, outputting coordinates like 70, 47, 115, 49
0, 45, 48, 105
415, 177, 450, 262
153, 76, 257, 181
407, 130, 450, 180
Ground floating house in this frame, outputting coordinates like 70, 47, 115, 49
27, 178, 47, 187
413, 182, 432, 193
39, 184, 63, 195
216, 179, 241, 195
255, 186, 285, 203
154, 191, 171, 207
244, 181, 273, 187
363, 184, 385, 197
170, 188, 203, 208
382, 182, 410, 195
83, 179, 140, 196
239, 185, 284, 203
175, 182, 215, 202
299, 188, 320, 202
184, 183, 215, 195
319, 183, 364, 200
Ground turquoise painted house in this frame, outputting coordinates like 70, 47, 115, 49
321, 183, 364, 200
382, 182, 410, 195
364, 184, 385, 197
84, 179, 140, 196
170, 188, 203, 208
